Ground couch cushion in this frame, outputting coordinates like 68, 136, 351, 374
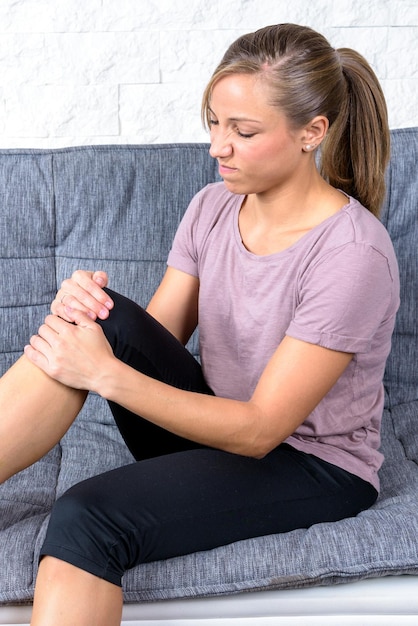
120, 406, 418, 601
2, 404, 417, 605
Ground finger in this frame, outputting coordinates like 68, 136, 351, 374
50, 293, 74, 320
71, 270, 112, 305
63, 308, 97, 329
53, 292, 95, 319
24, 330, 66, 379
92, 271, 109, 288
36, 318, 66, 348
68, 270, 114, 312
24, 343, 48, 369
53, 274, 113, 320
26, 327, 60, 366
45, 308, 95, 332
42, 314, 73, 333
51, 281, 93, 317
29, 331, 52, 352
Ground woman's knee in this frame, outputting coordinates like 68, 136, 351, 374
40, 478, 132, 585
98, 289, 148, 352
97, 289, 173, 367
43, 482, 108, 552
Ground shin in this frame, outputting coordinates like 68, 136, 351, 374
0, 356, 86, 483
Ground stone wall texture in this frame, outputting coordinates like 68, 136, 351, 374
0, 0, 416, 147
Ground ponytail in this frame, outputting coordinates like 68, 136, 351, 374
320, 48, 390, 217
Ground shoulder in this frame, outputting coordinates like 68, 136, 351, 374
185, 182, 243, 233
332, 198, 395, 252
169, 182, 242, 267
191, 182, 240, 213
298, 198, 400, 304
310, 197, 398, 277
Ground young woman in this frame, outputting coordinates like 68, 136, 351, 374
0, 23, 399, 626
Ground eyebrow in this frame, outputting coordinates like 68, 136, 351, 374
229, 117, 262, 124
208, 108, 262, 124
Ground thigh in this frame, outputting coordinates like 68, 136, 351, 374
40, 444, 377, 586
97, 289, 213, 460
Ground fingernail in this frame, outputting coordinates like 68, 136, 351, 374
99, 308, 110, 318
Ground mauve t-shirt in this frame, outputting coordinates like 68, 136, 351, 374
167, 182, 400, 490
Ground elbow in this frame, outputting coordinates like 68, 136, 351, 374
247, 441, 280, 460
239, 404, 286, 459
252, 448, 274, 460
219, 401, 287, 459
230, 433, 283, 460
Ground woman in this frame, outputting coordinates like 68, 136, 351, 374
0, 23, 399, 626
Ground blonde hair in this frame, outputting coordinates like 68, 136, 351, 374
202, 24, 390, 217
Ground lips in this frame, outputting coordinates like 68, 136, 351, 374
218, 163, 238, 175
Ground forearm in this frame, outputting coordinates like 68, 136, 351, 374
94, 357, 270, 458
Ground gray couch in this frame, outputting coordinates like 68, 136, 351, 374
0, 128, 418, 625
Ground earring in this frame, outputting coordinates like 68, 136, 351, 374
304, 143, 316, 152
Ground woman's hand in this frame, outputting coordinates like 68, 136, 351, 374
24, 310, 115, 392
52, 270, 114, 322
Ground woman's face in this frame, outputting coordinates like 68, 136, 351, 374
208, 73, 307, 198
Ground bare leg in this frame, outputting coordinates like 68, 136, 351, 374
1, 357, 120, 623
31, 557, 123, 626
0, 355, 86, 483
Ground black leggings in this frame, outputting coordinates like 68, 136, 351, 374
40, 289, 377, 586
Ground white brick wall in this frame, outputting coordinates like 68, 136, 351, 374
0, 0, 416, 147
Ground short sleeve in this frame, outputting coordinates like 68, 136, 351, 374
286, 242, 395, 353
166, 191, 202, 278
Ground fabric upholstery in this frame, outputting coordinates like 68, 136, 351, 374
0, 130, 417, 604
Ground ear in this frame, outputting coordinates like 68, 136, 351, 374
301, 116, 329, 152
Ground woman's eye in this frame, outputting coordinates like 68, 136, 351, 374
209, 119, 219, 127
237, 130, 255, 138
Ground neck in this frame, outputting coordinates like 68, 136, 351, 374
239, 174, 348, 256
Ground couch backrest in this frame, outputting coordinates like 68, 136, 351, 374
0, 131, 417, 407
0, 144, 220, 372
380, 128, 418, 406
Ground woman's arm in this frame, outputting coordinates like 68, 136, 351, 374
146, 267, 199, 345
25, 306, 352, 458
95, 334, 353, 458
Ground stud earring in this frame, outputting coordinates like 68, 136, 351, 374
304, 143, 316, 152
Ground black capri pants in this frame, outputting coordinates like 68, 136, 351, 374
40, 289, 377, 586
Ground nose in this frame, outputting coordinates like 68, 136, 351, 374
209, 128, 233, 159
